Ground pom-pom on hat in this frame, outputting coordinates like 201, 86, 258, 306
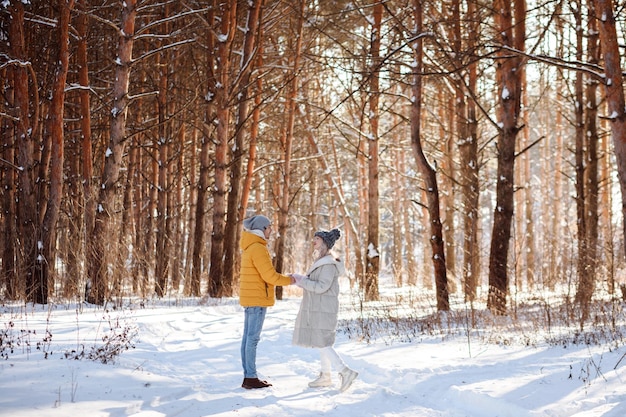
315, 228, 341, 249
243, 215, 271, 231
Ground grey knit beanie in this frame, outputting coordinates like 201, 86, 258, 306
315, 228, 341, 249
243, 215, 271, 231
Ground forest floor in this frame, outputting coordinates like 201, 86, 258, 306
1, 278, 625, 417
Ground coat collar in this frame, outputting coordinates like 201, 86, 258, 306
307, 254, 345, 275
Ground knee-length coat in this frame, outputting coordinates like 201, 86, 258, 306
292, 255, 346, 348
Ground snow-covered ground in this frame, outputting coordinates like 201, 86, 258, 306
1, 283, 625, 417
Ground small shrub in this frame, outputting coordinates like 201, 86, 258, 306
87, 314, 137, 364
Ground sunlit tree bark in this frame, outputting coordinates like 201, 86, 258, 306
363, 1, 382, 302
459, 0, 481, 301
411, 0, 449, 311
593, 0, 626, 301
487, 0, 525, 314
575, 0, 600, 318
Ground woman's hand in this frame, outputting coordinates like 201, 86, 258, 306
290, 273, 307, 286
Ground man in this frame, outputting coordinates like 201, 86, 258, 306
239, 214, 294, 389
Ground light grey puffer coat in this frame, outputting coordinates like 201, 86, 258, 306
292, 255, 346, 348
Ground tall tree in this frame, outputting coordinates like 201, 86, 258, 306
223, 0, 263, 296
191, 3, 218, 297
450, 0, 480, 301
64, 0, 93, 299
275, 0, 304, 300
363, 1, 382, 302
33, 0, 75, 304
9, 1, 40, 302
155, 3, 172, 297
574, 0, 600, 320
594, 0, 626, 290
487, 0, 525, 314
208, 0, 237, 298
411, 0, 449, 311
1, 70, 17, 299
87, 0, 137, 305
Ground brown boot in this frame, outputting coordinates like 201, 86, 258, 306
242, 377, 272, 389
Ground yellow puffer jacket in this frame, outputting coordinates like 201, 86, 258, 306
239, 230, 291, 307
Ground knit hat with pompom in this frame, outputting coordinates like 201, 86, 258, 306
314, 228, 341, 249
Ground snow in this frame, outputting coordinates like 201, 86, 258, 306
1, 284, 626, 417
367, 242, 379, 258
502, 86, 510, 100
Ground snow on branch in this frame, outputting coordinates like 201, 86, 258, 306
498, 45, 607, 80
0, 54, 32, 70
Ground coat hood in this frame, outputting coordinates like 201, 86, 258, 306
240, 230, 266, 251
307, 254, 346, 276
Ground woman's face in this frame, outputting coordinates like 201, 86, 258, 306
263, 225, 272, 239
313, 236, 324, 251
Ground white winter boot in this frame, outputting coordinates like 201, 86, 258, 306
308, 372, 332, 388
339, 367, 358, 392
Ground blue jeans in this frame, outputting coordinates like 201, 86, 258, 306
241, 306, 267, 378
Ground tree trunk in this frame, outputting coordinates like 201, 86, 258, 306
403, 192, 418, 286
1, 81, 18, 299
487, 0, 524, 314
63, 0, 90, 299
458, 0, 481, 301
191, 3, 217, 298
224, 0, 263, 297
237, 49, 265, 285
364, 1, 382, 302
519, 61, 534, 290
411, 0, 449, 311
184, 120, 198, 295
275, 0, 304, 300
155, 16, 171, 297
595, 0, 626, 289
172, 123, 185, 292
87, 0, 137, 305
208, 0, 237, 298
34, 0, 75, 304
575, 0, 600, 319
78, 0, 95, 242
439, 91, 456, 290
10, 1, 40, 303
191, 130, 211, 297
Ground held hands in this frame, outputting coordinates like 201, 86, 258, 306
289, 273, 307, 286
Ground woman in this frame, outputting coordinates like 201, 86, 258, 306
239, 214, 295, 389
292, 228, 358, 392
